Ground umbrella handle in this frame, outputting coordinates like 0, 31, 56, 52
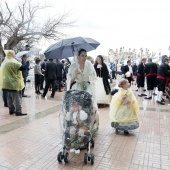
71, 43, 78, 68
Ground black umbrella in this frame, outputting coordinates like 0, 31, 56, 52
44, 36, 100, 59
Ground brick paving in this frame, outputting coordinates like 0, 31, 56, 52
0, 78, 170, 170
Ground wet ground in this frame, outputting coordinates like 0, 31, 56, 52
0, 76, 170, 170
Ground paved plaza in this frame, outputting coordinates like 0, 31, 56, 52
1, 78, 170, 170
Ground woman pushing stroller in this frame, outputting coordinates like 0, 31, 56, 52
57, 49, 99, 164
66, 49, 99, 152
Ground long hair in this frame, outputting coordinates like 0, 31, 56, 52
97, 55, 104, 64
65, 58, 71, 64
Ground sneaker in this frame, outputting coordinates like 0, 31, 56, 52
75, 149, 80, 154
70, 148, 75, 153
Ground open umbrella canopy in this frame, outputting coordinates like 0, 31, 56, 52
15, 51, 31, 58
44, 36, 100, 59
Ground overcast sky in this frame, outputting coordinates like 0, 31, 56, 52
7, 0, 170, 57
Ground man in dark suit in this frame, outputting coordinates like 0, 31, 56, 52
137, 58, 147, 97
156, 57, 170, 105
144, 58, 157, 99
56, 59, 65, 92
42, 59, 57, 98
122, 60, 133, 85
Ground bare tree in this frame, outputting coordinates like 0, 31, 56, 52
0, 0, 75, 56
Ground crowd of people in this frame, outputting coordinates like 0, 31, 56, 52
121, 56, 170, 105
1, 49, 170, 136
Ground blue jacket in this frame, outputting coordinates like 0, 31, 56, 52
21, 60, 30, 78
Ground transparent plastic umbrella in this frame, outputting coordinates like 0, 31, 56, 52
15, 51, 31, 58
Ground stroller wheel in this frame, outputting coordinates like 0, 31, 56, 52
84, 153, 87, 164
64, 152, 69, 163
91, 139, 94, 148
111, 122, 114, 127
91, 154, 94, 165
57, 152, 63, 163
88, 155, 91, 161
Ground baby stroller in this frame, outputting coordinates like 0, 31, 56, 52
57, 90, 99, 164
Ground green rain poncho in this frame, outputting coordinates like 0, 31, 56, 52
0, 50, 24, 91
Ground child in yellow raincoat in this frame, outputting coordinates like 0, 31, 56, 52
109, 79, 139, 134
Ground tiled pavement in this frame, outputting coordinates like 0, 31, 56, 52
0, 78, 170, 170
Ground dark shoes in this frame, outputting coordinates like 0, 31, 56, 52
124, 130, 129, 135
41, 95, 45, 98
16, 112, 27, 116
144, 97, 152, 99
157, 100, 165, 105
142, 94, 147, 96
9, 110, 27, 116
4, 103, 8, 107
22, 94, 28, 97
153, 93, 157, 96
59, 90, 62, 92
50, 95, 54, 98
35, 91, 42, 95
9, 110, 15, 115
138, 94, 146, 97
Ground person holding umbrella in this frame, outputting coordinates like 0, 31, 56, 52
66, 49, 98, 154
67, 49, 97, 104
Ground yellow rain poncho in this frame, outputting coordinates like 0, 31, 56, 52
0, 50, 24, 91
109, 88, 139, 123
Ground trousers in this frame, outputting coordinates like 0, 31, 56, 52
22, 76, 27, 95
7, 91, 22, 112
2, 89, 8, 105
146, 76, 157, 90
43, 79, 56, 96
